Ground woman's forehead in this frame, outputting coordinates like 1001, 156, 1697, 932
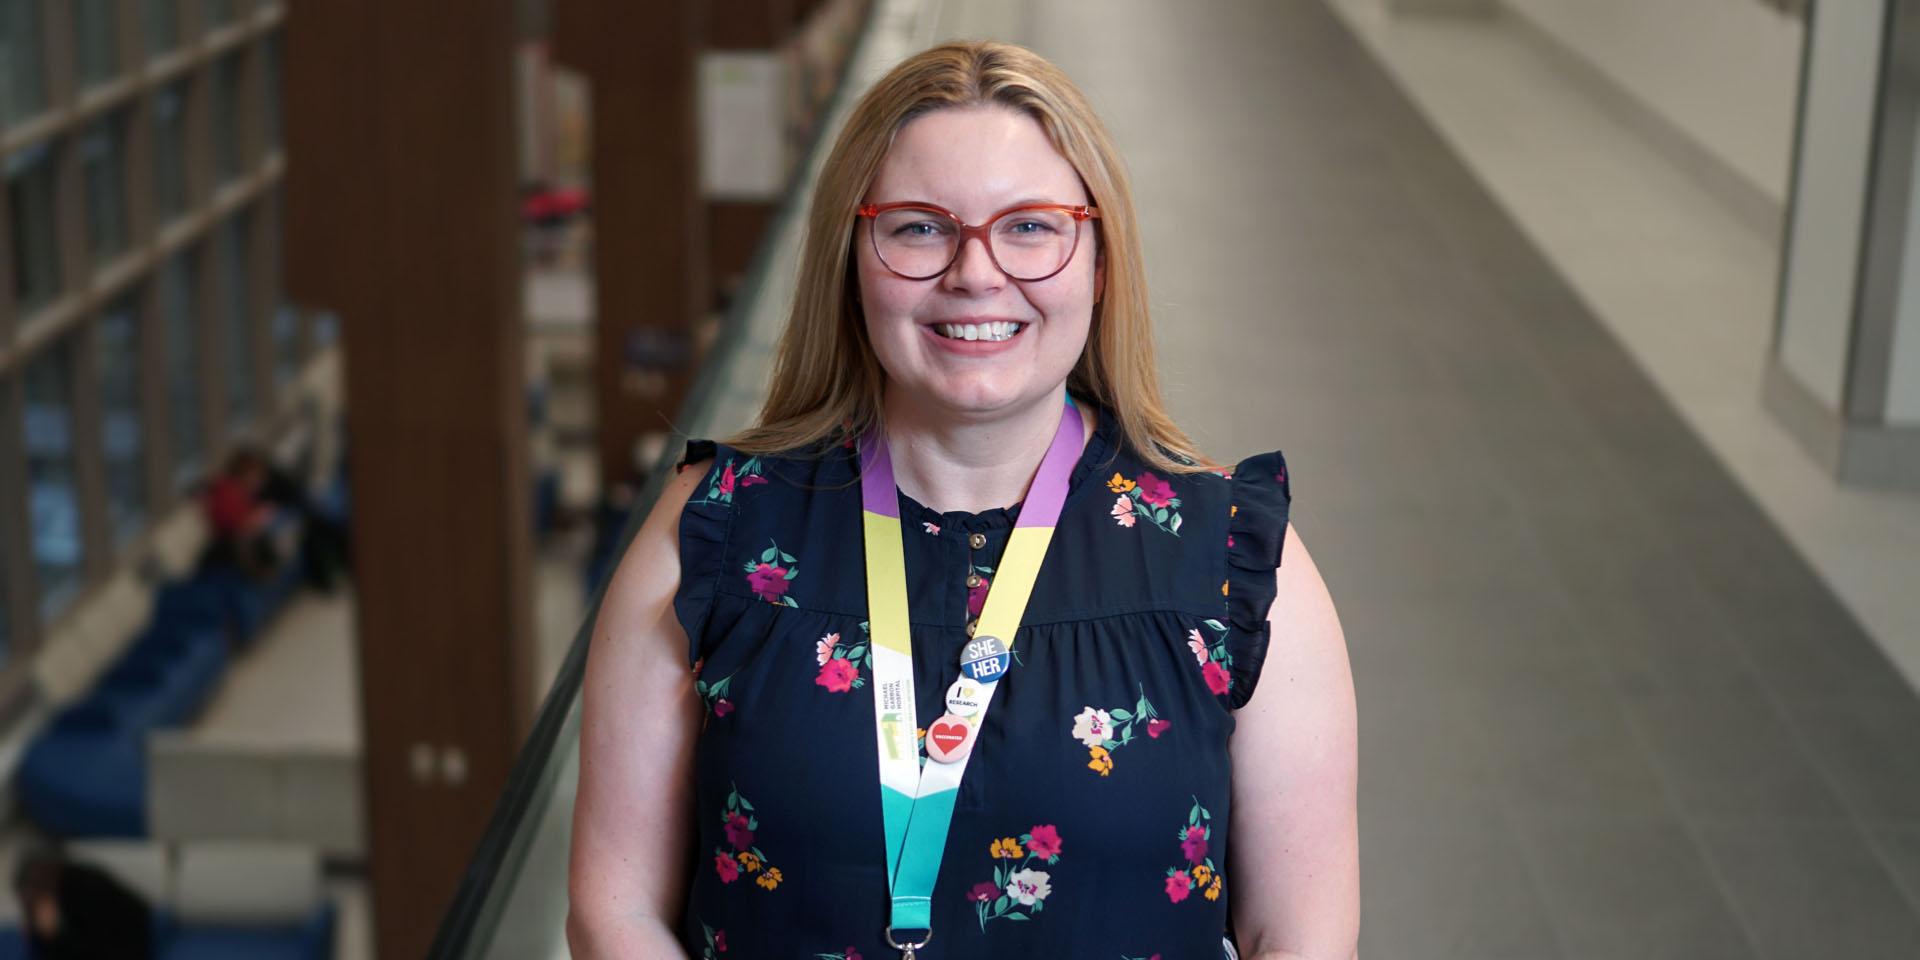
867, 105, 1085, 214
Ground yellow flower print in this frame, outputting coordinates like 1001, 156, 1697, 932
736, 851, 762, 873
1204, 875, 1222, 901
1221, 579, 1230, 596
1230, 504, 1238, 518
1108, 473, 1137, 494
990, 837, 1025, 859
1192, 863, 1212, 885
756, 867, 783, 890
1087, 745, 1114, 777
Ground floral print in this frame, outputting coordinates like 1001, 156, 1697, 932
693, 662, 736, 719
971, 825, 1063, 929
1164, 800, 1224, 904
699, 922, 727, 958
1107, 472, 1184, 536
715, 786, 781, 891
743, 539, 800, 606
966, 562, 993, 617
814, 622, 872, 693
1070, 686, 1168, 777
694, 456, 768, 506
1192, 620, 1234, 696
813, 950, 862, 960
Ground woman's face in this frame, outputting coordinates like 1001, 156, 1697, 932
856, 104, 1101, 419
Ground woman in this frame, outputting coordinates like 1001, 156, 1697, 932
570, 40, 1358, 960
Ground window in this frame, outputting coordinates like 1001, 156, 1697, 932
153, 81, 190, 222
143, 0, 178, 56
23, 338, 84, 622
160, 247, 203, 487
100, 293, 148, 546
212, 54, 243, 184
81, 109, 131, 266
218, 215, 254, 427
73, 0, 118, 89
7, 141, 62, 316
267, 191, 300, 387
262, 32, 281, 152
0, 0, 46, 127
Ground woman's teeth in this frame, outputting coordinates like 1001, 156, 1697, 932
935, 321, 1023, 342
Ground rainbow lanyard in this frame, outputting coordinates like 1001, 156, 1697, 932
858, 398, 1083, 957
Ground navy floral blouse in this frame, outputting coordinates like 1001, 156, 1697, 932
671, 403, 1291, 959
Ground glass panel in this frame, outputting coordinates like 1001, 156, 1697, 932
205, 0, 239, 28
153, 80, 190, 222
143, 0, 177, 56
99, 292, 147, 546
73, 0, 118, 89
267, 191, 299, 387
218, 214, 254, 427
7, 140, 61, 316
81, 109, 131, 266
0, 0, 46, 127
160, 246, 203, 487
212, 54, 243, 184
262, 32, 281, 151
22, 338, 84, 622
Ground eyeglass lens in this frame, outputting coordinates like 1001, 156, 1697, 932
871, 207, 1081, 280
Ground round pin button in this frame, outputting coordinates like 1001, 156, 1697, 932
945, 677, 986, 718
960, 635, 1011, 682
925, 713, 975, 764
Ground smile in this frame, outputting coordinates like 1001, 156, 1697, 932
933, 321, 1024, 342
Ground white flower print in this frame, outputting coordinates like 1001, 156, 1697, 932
1070, 706, 1113, 748
923, 521, 941, 535
1110, 495, 1137, 528
815, 632, 840, 666
1006, 868, 1052, 906
1187, 629, 1209, 666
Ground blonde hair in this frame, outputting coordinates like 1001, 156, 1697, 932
725, 39, 1216, 474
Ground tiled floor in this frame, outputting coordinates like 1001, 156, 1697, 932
1015, 1, 1920, 956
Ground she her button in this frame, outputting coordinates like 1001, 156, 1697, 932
968, 532, 987, 550
960, 635, 1011, 682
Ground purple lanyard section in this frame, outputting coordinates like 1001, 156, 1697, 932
859, 399, 1084, 527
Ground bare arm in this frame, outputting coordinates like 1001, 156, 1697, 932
567, 459, 710, 959
1229, 523, 1362, 960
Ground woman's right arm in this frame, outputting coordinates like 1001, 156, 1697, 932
567, 459, 711, 958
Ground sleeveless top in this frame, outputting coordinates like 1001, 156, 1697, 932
671, 404, 1291, 959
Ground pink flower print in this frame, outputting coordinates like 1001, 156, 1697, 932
712, 698, 733, 717
1276, 468, 1286, 483
1202, 660, 1232, 696
816, 658, 857, 693
1187, 629, 1209, 666
966, 575, 990, 617
967, 881, 998, 902
715, 853, 740, 884
1136, 472, 1175, 508
1180, 825, 1209, 863
1111, 495, 1137, 528
739, 473, 767, 487
1164, 871, 1192, 903
1147, 719, 1172, 739
724, 813, 755, 850
815, 632, 840, 666
1227, 533, 1235, 548
746, 563, 791, 602
715, 931, 728, 952
1026, 824, 1063, 860
923, 522, 941, 535
718, 462, 736, 496
842, 949, 859, 960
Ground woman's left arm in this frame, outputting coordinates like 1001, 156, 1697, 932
1229, 523, 1361, 960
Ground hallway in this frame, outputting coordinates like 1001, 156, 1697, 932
1003, 1, 1920, 956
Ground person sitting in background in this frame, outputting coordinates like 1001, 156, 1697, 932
13, 848, 153, 960
198, 446, 284, 581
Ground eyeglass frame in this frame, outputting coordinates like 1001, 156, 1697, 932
854, 200, 1101, 282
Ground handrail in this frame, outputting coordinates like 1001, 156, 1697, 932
423, 3, 891, 955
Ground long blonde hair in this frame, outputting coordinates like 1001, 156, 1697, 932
725, 39, 1216, 474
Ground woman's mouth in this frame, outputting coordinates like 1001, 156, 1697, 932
932, 321, 1025, 343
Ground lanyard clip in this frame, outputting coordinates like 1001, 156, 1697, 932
885, 926, 932, 958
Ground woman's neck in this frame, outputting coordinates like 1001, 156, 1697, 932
879, 386, 1093, 516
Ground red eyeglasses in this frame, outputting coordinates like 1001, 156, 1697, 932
855, 201, 1100, 282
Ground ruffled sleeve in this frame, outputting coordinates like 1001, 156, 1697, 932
673, 438, 733, 668
1222, 450, 1293, 709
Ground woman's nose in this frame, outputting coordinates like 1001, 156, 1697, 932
941, 234, 1006, 294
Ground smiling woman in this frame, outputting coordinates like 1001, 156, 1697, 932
569, 39, 1359, 960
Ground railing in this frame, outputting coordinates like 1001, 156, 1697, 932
424, 1, 948, 954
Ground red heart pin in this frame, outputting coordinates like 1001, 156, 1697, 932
926, 716, 973, 763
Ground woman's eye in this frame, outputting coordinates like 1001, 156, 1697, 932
893, 221, 943, 237
1006, 219, 1055, 234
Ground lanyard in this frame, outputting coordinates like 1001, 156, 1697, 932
859, 398, 1084, 957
